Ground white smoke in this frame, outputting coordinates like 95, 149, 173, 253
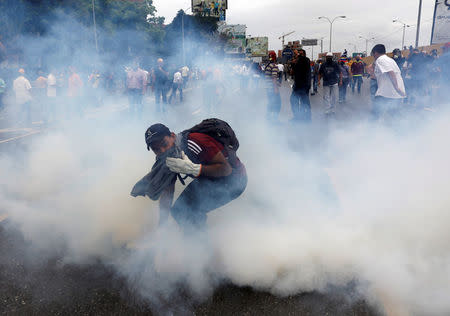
3, 105, 450, 315
2, 7, 450, 316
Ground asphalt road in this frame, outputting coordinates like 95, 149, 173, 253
0, 221, 378, 316
0, 80, 381, 316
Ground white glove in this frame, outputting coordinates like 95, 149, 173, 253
166, 151, 201, 177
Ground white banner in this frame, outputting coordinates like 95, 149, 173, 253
431, 0, 450, 44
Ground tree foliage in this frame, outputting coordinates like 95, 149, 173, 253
0, 0, 164, 52
0, 0, 224, 66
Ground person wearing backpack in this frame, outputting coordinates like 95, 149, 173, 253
135, 119, 247, 232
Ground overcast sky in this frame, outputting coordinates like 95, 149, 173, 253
153, 0, 437, 59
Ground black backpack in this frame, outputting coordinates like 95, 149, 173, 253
180, 118, 240, 165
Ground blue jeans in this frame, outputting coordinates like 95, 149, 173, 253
128, 88, 143, 117
171, 169, 247, 232
169, 83, 183, 103
352, 76, 363, 93
290, 88, 311, 122
339, 78, 349, 102
267, 89, 281, 121
312, 75, 318, 92
154, 84, 167, 112
371, 96, 401, 121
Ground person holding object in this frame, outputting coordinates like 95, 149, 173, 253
132, 119, 247, 232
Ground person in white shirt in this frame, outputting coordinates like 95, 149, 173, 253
46, 69, 57, 121
13, 68, 32, 125
277, 63, 284, 83
169, 71, 183, 104
180, 65, 189, 88
371, 44, 406, 120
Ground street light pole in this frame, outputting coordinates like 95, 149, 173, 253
348, 43, 357, 54
393, 19, 410, 49
318, 15, 346, 53
182, 12, 185, 65
415, 0, 423, 48
359, 36, 375, 56
181, 7, 191, 66
92, 0, 98, 53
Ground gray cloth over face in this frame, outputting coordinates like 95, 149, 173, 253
130, 143, 183, 201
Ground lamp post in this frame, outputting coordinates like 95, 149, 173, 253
359, 36, 375, 56
393, 19, 410, 50
92, 0, 98, 53
318, 16, 346, 53
181, 7, 191, 66
415, 0, 423, 48
348, 42, 357, 55
318, 36, 325, 54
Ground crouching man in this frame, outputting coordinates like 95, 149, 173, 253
135, 120, 247, 232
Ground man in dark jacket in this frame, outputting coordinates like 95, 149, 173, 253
319, 52, 342, 114
290, 49, 312, 122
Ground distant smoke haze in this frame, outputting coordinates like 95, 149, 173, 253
1, 4, 450, 316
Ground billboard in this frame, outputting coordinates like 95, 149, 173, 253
431, 0, 450, 44
245, 37, 269, 57
301, 39, 318, 46
218, 24, 246, 54
192, 0, 227, 19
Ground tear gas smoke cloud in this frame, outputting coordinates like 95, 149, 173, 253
1, 7, 450, 316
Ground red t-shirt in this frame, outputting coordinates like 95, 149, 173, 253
186, 133, 245, 176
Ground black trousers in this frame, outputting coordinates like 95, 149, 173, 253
171, 169, 247, 232
290, 88, 311, 122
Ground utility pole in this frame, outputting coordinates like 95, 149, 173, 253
181, 7, 191, 66
92, 0, 98, 53
393, 19, 410, 50
278, 31, 295, 48
415, 0, 423, 48
318, 16, 346, 52
359, 36, 375, 56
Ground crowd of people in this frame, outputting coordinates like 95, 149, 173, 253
263, 42, 449, 123
0, 42, 448, 127
0, 58, 213, 125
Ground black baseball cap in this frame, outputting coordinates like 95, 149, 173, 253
145, 123, 171, 150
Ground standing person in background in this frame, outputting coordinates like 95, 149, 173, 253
277, 62, 284, 84
180, 65, 189, 88
318, 52, 342, 114
47, 68, 57, 121
153, 58, 169, 113
34, 69, 47, 123
366, 63, 378, 102
13, 68, 32, 126
338, 57, 350, 103
371, 44, 406, 120
169, 69, 183, 104
88, 69, 102, 108
311, 59, 321, 95
126, 63, 146, 118
290, 49, 311, 122
392, 49, 406, 72
436, 43, 450, 105
264, 51, 281, 122
67, 66, 84, 118
351, 55, 365, 94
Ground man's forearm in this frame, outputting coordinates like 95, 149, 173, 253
388, 71, 400, 91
